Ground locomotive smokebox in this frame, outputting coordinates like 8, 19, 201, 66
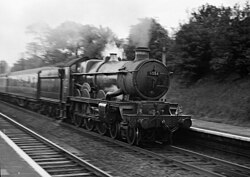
117, 47, 170, 100
134, 47, 150, 61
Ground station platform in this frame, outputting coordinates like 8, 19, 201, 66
0, 131, 50, 177
191, 119, 250, 141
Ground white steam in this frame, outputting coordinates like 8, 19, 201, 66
101, 41, 124, 59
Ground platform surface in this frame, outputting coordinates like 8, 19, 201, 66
0, 132, 44, 177
192, 119, 250, 139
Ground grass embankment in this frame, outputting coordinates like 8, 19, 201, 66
166, 76, 250, 127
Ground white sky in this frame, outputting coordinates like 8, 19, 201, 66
0, 0, 245, 66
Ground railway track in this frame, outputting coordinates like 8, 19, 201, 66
1, 102, 250, 176
144, 145, 250, 177
0, 112, 112, 177
67, 121, 250, 177
77, 126, 250, 177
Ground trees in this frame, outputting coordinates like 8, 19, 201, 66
12, 22, 118, 71
172, 6, 214, 80
124, 18, 170, 61
171, 3, 250, 81
46, 21, 84, 58
11, 58, 27, 72
10, 2, 250, 80
79, 25, 119, 58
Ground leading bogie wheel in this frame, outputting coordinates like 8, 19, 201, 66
126, 126, 141, 145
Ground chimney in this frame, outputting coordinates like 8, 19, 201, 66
134, 47, 150, 61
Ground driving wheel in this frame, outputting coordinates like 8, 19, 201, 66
96, 122, 107, 135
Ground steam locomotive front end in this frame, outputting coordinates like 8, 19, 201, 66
115, 47, 191, 144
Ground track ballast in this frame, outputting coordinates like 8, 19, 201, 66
0, 112, 112, 177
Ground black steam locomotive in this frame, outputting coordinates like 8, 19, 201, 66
0, 47, 191, 145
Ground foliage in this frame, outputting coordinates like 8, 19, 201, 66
124, 18, 171, 61
170, 2, 250, 81
11, 2, 250, 81
80, 25, 119, 58
11, 21, 119, 71
166, 77, 250, 127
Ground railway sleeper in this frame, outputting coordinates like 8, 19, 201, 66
42, 164, 79, 169
34, 157, 68, 162
37, 160, 74, 165
31, 154, 63, 159
45, 167, 84, 173
52, 173, 92, 177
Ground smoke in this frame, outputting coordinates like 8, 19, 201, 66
101, 40, 124, 59
129, 18, 153, 47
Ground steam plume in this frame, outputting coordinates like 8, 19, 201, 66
101, 40, 124, 59
129, 18, 153, 47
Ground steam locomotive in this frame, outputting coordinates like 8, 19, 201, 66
0, 47, 191, 145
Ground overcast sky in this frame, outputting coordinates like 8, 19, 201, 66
0, 0, 244, 66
